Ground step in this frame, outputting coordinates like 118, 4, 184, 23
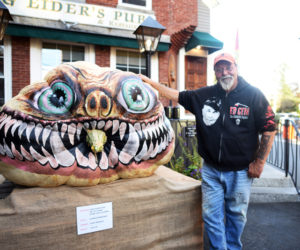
250, 187, 300, 203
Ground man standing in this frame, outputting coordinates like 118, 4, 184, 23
139, 52, 276, 249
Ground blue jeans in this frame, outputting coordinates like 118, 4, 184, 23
202, 163, 253, 250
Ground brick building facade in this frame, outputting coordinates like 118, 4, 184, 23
2, 0, 222, 118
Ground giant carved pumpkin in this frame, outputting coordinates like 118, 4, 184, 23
0, 62, 174, 187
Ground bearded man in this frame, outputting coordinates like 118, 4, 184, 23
139, 52, 276, 250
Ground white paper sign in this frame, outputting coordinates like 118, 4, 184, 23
76, 202, 113, 235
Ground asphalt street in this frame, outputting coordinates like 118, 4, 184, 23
242, 202, 300, 250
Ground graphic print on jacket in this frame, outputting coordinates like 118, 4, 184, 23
0, 62, 175, 187
229, 102, 250, 126
202, 97, 221, 126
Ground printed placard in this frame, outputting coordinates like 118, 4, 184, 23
76, 202, 113, 235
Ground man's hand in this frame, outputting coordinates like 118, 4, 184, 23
137, 74, 179, 102
248, 158, 264, 178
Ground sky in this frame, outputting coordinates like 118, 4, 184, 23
210, 0, 300, 101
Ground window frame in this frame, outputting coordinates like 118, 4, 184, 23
110, 47, 159, 84
0, 36, 12, 106
30, 38, 95, 83
118, 0, 152, 11
115, 49, 147, 75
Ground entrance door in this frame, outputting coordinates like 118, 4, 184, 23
185, 56, 207, 90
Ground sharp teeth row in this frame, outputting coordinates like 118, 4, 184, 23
0, 114, 174, 170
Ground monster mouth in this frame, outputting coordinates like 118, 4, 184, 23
0, 110, 174, 172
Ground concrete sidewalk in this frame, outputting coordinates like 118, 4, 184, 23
250, 163, 299, 203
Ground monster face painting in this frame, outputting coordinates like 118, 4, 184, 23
0, 62, 175, 187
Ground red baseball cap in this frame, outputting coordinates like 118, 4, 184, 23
214, 53, 236, 67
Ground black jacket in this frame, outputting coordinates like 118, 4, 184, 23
178, 76, 276, 171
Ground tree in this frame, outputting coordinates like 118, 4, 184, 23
276, 64, 300, 114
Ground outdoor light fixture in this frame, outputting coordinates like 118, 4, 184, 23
133, 16, 166, 77
0, 2, 13, 41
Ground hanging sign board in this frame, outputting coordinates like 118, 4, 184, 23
3, 0, 153, 30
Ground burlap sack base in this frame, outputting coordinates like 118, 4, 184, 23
0, 166, 203, 250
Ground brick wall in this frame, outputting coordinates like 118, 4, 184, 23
95, 45, 110, 67
12, 36, 30, 97
86, 0, 117, 7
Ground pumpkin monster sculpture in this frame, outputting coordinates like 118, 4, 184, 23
0, 62, 175, 187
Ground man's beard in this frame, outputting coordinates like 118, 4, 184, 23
220, 75, 234, 91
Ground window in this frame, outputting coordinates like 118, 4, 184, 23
42, 43, 84, 78
116, 50, 146, 75
122, 0, 146, 7
119, 0, 152, 10
0, 42, 4, 106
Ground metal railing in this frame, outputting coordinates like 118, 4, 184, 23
267, 118, 300, 194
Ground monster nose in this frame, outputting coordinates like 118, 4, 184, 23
85, 91, 112, 117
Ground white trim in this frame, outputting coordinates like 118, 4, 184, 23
30, 38, 42, 83
110, 47, 117, 69
177, 47, 195, 120
4, 36, 12, 102
151, 52, 158, 82
118, 0, 152, 11
85, 44, 95, 64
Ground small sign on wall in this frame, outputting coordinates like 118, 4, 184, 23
185, 126, 197, 138
76, 202, 113, 235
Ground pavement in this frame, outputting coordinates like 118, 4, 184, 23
205, 164, 300, 250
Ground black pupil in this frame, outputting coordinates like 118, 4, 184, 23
131, 87, 142, 102
50, 89, 66, 107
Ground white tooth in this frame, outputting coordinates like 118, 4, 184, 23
0, 113, 7, 122
142, 142, 153, 161
0, 115, 11, 130
0, 144, 4, 155
75, 148, 89, 167
41, 147, 58, 168
99, 151, 108, 170
108, 141, 118, 167
119, 122, 127, 140
159, 115, 163, 125
18, 122, 27, 139
20, 145, 34, 161
104, 120, 112, 131
61, 124, 68, 138
119, 124, 139, 164
91, 121, 97, 129
50, 129, 75, 167
134, 123, 142, 138
11, 120, 22, 135
150, 141, 159, 158
76, 123, 83, 140
30, 146, 48, 165
168, 129, 174, 143
26, 122, 35, 142
42, 125, 52, 146
3, 139, 13, 158
88, 152, 97, 170
11, 142, 23, 160
4, 118, 15, 136
35, 123, 43, 143
53, 123, 59, 131
97, 120, 105, 129
112, 120, 119, 135
84, 122, 89, 129
68, 123, 76, 145
145, 123, 151, 140
134, 140, 147, 162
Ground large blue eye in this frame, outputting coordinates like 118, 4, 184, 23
38, 82, 74, 115
117, 78, 156, 113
